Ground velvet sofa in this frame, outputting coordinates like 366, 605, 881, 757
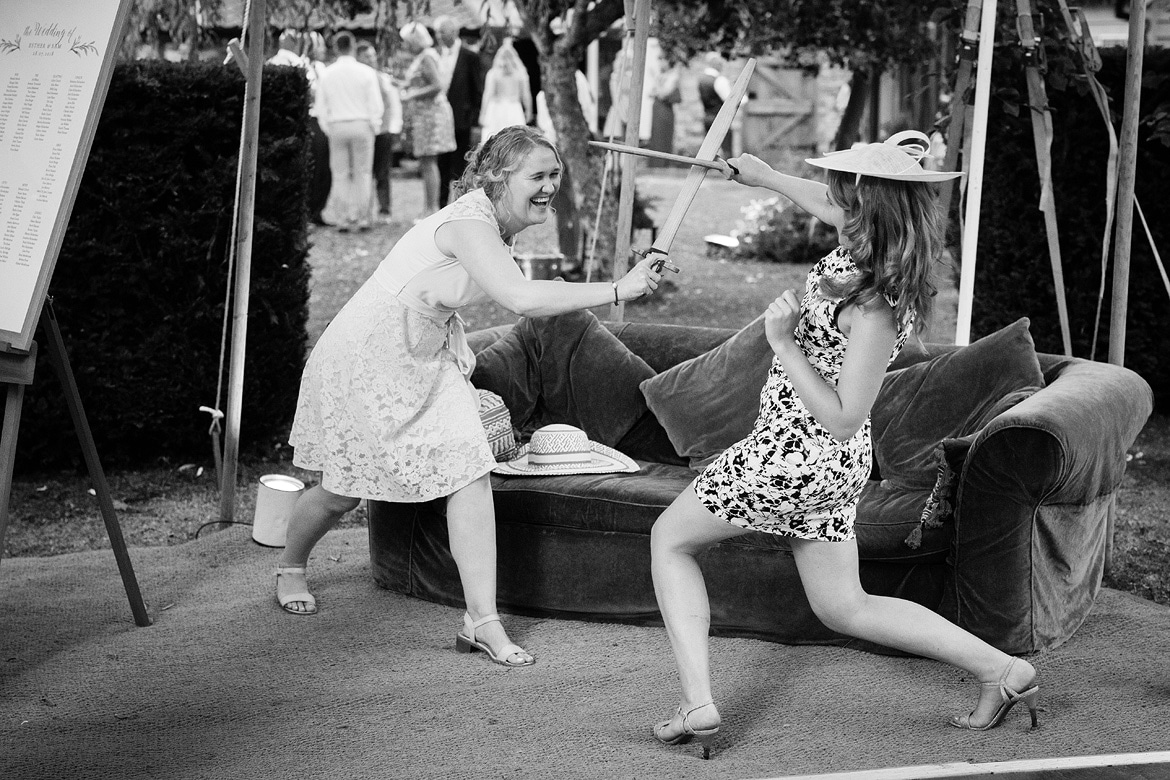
368, 312, 1153, 654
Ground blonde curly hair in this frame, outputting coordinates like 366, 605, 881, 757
454, 125, 561, 203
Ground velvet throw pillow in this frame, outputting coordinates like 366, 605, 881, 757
639, 315, 773, 470
872, 318, 1044, 492
471, 309, 655, 448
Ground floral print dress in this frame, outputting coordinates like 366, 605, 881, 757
693, 247, 912, 541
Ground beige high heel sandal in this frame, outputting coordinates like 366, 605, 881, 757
653, 701, 720, 759
950, 658, 1040, 730
454, 613, 535, 667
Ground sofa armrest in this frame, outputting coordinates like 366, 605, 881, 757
942, 358, 1152, 652
984, 360, 1153, 502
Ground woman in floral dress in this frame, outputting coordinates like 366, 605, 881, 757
650, 132, 1040, 757
398, 21, 456, 219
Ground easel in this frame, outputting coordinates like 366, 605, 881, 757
0, 302, 151, 627
1, 0, 150, 626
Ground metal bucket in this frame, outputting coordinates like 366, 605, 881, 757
252, 474, 305, 547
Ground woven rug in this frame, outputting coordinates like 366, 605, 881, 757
2, 526, 1168, 780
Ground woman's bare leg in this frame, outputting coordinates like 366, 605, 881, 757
650, 484, 750, 734
277, 484, 361, 612
446, 473, 532, 664
790, 537, 1036, 726
419, 154, 441, 216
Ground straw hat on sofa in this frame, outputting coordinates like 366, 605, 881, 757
493, 424, 639, 476
806, 130, 965, 184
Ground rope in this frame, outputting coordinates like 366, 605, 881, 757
1135, 198, 1170, 303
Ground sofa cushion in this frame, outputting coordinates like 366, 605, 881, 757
471, 310, 655, 448
638, 315, 773, 470
871, 318, 1044, 491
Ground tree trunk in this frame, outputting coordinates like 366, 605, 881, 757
521, 0, 624, 276
832, 67, 872, 150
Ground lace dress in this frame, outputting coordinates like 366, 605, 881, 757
692, 247, 912, 541
289, 190, 504, 501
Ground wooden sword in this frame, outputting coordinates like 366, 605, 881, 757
588, 140, 740, 177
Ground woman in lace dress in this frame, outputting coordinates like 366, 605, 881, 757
277, 126, 664, 668
398, 21, 456, 219
649, 133, 1040, 757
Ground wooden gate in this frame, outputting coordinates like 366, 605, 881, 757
740, 58, 819, 164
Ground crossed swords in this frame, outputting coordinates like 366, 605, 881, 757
590, 58, 756, 275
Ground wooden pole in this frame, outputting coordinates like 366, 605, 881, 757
954, 0, 998, 346
219, 0, 266, 524
609, 0, 651, 322
1108, 0, 1146, 367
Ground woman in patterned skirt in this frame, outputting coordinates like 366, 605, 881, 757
650, 132, 1040, 756
398, 21, 456, 219
276, 126, 664, 668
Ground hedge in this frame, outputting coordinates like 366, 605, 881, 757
974, 46, 1169, 408
13, 60, 312, 471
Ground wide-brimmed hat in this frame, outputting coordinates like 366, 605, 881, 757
493, 424, 639, 476
806, 130, 964, 184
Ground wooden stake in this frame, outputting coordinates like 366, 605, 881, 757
1108, 0, 1146, 367
219, 0, 266, 524
609, 0, 652, 321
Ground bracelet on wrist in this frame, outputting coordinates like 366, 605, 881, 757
611, 281, 619, 305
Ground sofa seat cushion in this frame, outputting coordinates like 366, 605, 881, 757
855, 481, 949, 562
490, 462, 695, 534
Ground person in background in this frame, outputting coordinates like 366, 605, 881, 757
478, 38, 532, 142
303, 32, 332, 226
646, 54, 682, 164
649, 132, 1039, 758
267, 29, 307, 67
434, 16, 484, 209
356, 40, 402, 223
697, 52, 732, 158
315, 31, 383, 232
275, 126, 666, 669
603, 36, 661, 143
398, 21, 456, 221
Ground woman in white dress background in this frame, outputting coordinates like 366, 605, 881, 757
478, 39, 532, 141
275, 126, 665, 668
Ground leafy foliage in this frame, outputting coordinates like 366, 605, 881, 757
728, 197, 838, 265
974, 46, 1170, 408
14, 61, 312, 471
654, 0, 948, 71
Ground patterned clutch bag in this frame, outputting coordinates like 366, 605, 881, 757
477, 388, 519, 462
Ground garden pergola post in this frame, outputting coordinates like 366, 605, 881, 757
609, 0, 651, 322
219, 0, 266, 525
1108, 0, 1146, 367
954, 0, 998, 346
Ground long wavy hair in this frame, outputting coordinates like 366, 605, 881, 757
819, 169, 945, 331
453, 125, 561, 203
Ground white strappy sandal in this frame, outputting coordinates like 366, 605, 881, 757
275, 565, 317, 616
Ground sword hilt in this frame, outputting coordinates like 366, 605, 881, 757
632, 246, 680, 274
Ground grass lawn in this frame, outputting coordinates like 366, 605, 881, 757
4, 168, 1167, 607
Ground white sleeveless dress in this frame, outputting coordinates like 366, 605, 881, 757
290, 190, 505, 501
